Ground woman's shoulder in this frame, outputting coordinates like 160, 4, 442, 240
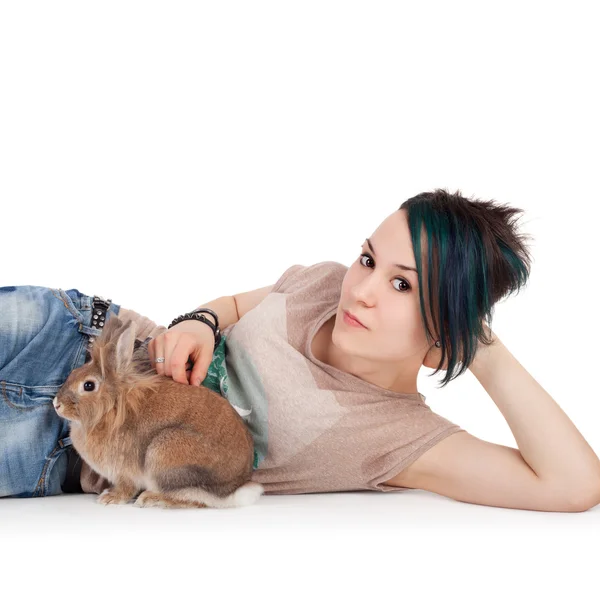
272, 261, 348, 294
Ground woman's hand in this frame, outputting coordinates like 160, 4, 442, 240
147, 320, 216, 386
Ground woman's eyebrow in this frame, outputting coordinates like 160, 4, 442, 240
364, 238, 418, 273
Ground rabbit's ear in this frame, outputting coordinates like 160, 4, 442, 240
95, 315, 138, 374
99, 313, 125, 343
112, 319, 138, 372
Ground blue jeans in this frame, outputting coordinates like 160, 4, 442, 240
0, 285, 121, 498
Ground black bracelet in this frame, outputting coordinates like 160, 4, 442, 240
168, 307, 219, 330
190, 308, 220, 329
168, 310, 222, 349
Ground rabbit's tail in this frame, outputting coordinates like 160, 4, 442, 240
228, 481, 265, 507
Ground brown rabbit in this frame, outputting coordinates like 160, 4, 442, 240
52, 314, 264, 509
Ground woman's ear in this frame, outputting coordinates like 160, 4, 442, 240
422, 340, 449, 371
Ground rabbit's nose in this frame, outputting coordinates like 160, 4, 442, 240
52, 396, 61, 409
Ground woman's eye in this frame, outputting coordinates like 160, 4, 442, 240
359, 253, 411, 292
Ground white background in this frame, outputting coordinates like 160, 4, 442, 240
1, 1, 598, 598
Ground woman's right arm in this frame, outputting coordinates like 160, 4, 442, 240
146, 289, 274, 384
190, 285, 275, 329
125, 286, 276, 383
116, 283, 274, 343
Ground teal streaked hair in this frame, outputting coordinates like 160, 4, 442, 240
399, 188, 534, 389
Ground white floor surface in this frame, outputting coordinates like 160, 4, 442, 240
1, 489, 597, 599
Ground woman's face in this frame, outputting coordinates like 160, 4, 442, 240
334, 209, 434, 369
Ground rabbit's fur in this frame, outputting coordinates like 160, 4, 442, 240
53, 314, 263, 509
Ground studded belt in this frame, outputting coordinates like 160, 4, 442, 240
84, 295, 112, 360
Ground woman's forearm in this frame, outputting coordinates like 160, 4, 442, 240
192, 295, 239, 330
469, 328, 600, 494
116, 295, 239, 342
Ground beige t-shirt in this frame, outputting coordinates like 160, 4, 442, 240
117, 261, 465, 495
221, 261, 465, 495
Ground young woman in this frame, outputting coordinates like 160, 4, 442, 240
2, 188, 599, 511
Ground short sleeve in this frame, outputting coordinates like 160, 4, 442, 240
271, 264, 307, 294
367, 410, 466, 493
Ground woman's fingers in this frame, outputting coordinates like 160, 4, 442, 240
147, 335, 168, 376
146, 332, 209, 386
169, 335, 197, 385
190, 350, 211, 387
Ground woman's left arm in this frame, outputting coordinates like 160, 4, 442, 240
469, 326, 600, 493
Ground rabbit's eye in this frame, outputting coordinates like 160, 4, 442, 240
83, 381, 95, 392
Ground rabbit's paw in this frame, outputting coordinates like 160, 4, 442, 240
133, 490, 170, 508
97, 488, 135, 505
133, 490, 207, 509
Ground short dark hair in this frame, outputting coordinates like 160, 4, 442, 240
399, 187, 534, 388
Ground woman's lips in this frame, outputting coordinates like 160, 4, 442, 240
343, 310, 367, 329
